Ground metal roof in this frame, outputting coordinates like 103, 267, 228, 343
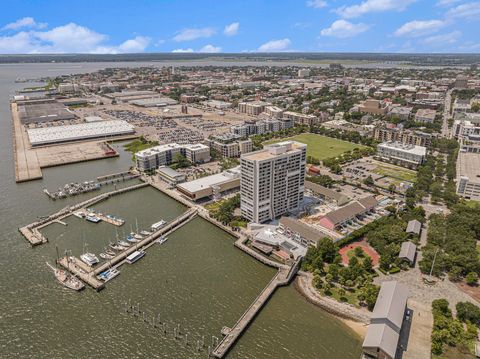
371, 281, 409, 332
363, 323, 399, 359
399, 241, 417, 263
304, 181, 350, 206
406, 220, 422, 235
279, 216, 332, 242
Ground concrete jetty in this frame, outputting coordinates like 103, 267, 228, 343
212, 256, 302, 358
18, 182, 148, 246
57, 256, 105, 291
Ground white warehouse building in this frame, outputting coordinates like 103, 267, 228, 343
27, 120, 134, 146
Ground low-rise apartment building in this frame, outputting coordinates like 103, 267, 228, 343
208, 133, 253, 158
135, 143, 210, 171
373, 127, 433, 147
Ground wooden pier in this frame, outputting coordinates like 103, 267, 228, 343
57, 256, 105, 291
57, 208, 198, 290
18, 182, 148, 246
212, 256, 302, 358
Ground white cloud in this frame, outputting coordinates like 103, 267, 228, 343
0, 22, 150, 54
117, 36, 150, 53
320, 20, 369, 38
394, 20, 445, 37
306, 0, 328, 8
257, 38, 291, 52
173, 27, 216, 42
2, 17, 47, 31
199, 44, 222, 53
172, 48, 194, 53
436, 0, 460, 6
422, 31, 461, 46
224, 22, 239, 36
446, 2, 480, 20
335, 0, 416, 19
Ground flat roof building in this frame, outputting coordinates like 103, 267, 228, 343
377, 142, 426, 169
157, 166, 186, 187
456, 152, 480, 201
136, 143, 210, 171
176, 166, 241, 201
241, 141, 307, 223
27, 120, 134, 146
17, 98, 76, 125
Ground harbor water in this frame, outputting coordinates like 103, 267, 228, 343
0, 62, 362, 358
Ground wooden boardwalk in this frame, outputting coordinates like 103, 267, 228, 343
212, 256, 302, 358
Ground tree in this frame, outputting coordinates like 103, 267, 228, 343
317, 238, 339, 264
456, 302, 480, 325
388, 183, 396, 193
363, 256, 374, 273
171, 153, 191, 169
363, 175, 375, 186
361, 284, 380, 310
354, 246, 364, 257
466, 272, 478, 286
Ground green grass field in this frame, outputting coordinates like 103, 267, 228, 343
264, 133, 365, 160
373, 164, 417, 183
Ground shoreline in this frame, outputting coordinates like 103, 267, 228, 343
295, 273, 370, 338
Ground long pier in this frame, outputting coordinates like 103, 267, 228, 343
18, 182, 148, 246
212, 256, 302, 358
57, 208, 198, 291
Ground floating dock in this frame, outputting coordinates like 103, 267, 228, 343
212, 256, 302, 358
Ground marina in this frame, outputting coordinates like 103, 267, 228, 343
57, 208, 198, 290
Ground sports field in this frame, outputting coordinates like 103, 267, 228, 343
264, 133, 365, 160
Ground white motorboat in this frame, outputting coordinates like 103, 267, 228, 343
98, 268, 120, 282
80, 252, 99, 266
126, 250, 146, 264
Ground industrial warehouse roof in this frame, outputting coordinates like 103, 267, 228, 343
279, 217, 332, 242
27, 120, 134, 146
399, 241, 417, 263
406, 220, 422, 235
17, 99, 76, 124
304, 181, 350, 206
129, 97, 178, 107
371, 281, 409, 332
362, 323, 399, 359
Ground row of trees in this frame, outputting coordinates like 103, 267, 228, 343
207, 194, 245, 228
431, 299, 478, 356
320, 147, 376, 174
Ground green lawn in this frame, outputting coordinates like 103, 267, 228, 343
373, 164, 417, 183
264, 133, 366, 160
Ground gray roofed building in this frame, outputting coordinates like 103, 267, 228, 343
324, 202, 366, 225
358, 195, 378, 211
370, 281, 409, 332
363, 281, 409, 359
362, 323, 399, 359
304, 181, 350, 206
279, 216, 332, 246
406, 220, 422, 235
399, 241, 417, 265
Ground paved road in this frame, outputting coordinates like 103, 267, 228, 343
441, 89, 453, 138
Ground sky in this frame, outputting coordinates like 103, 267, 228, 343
0, 0, 479, 54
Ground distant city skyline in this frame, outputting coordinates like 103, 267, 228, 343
1, 0, 479, 54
